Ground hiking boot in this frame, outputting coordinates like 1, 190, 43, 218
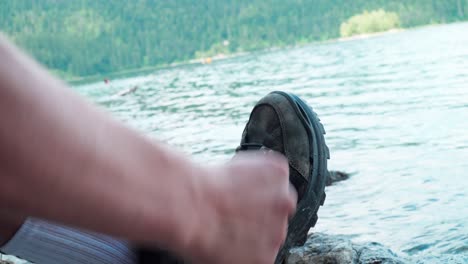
236, 91, 329, 263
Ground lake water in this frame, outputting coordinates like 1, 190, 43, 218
76, 23, 468, 261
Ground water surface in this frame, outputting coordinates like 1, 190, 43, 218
77, 23, 468, 260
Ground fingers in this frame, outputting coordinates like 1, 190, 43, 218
272, 211, 290, 252
272, 184, 296, 246
263, 205, 289, 264
231, 151, 289, 178
201, 151, 297, 264
232, 152, 296, 214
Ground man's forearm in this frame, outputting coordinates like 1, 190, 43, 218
0, 33, 202, 252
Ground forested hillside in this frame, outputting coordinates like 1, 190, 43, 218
1, 0, 467, 77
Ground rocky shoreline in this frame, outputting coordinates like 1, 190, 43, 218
286, 232, 467, 264
287, 232, 406, 264
287, 171, 467, 264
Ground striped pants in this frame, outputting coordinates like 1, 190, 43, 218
1, 218, 136, 264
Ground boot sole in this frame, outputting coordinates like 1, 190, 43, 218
271, 91, 329, 264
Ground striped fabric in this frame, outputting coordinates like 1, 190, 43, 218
0, 218, 136, 264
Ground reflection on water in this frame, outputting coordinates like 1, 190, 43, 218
76, 23, 468, 259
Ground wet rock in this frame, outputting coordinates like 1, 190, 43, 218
287, 233, 406, 264
327, 171, 350, 186
358, 242, 406, 264
0, 255, 19, 264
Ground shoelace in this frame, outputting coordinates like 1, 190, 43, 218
235, 142, 264, 152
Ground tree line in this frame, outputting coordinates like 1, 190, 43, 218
1, 0, 467, 77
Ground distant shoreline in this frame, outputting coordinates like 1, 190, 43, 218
66, 22, 456, 85
65, 30, 396, 85
66, 52, 247, 85
336, 28, 404, 42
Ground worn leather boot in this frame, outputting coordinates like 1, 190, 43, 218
236, 91, 329, 263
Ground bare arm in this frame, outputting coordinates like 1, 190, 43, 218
0, 33, 296, 264
0, 33, 201, 251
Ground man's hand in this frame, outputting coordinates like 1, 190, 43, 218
186, 153, 297, 264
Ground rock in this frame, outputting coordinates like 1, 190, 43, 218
0, 254, 29, 264
0, 257, 16, 264
327, 171, 350, 186
287, 233, 406, 264
358, 242, 406, 264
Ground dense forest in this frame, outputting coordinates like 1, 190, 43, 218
1, 0, 467, 78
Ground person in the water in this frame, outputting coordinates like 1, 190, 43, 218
0, 33, 328, 264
